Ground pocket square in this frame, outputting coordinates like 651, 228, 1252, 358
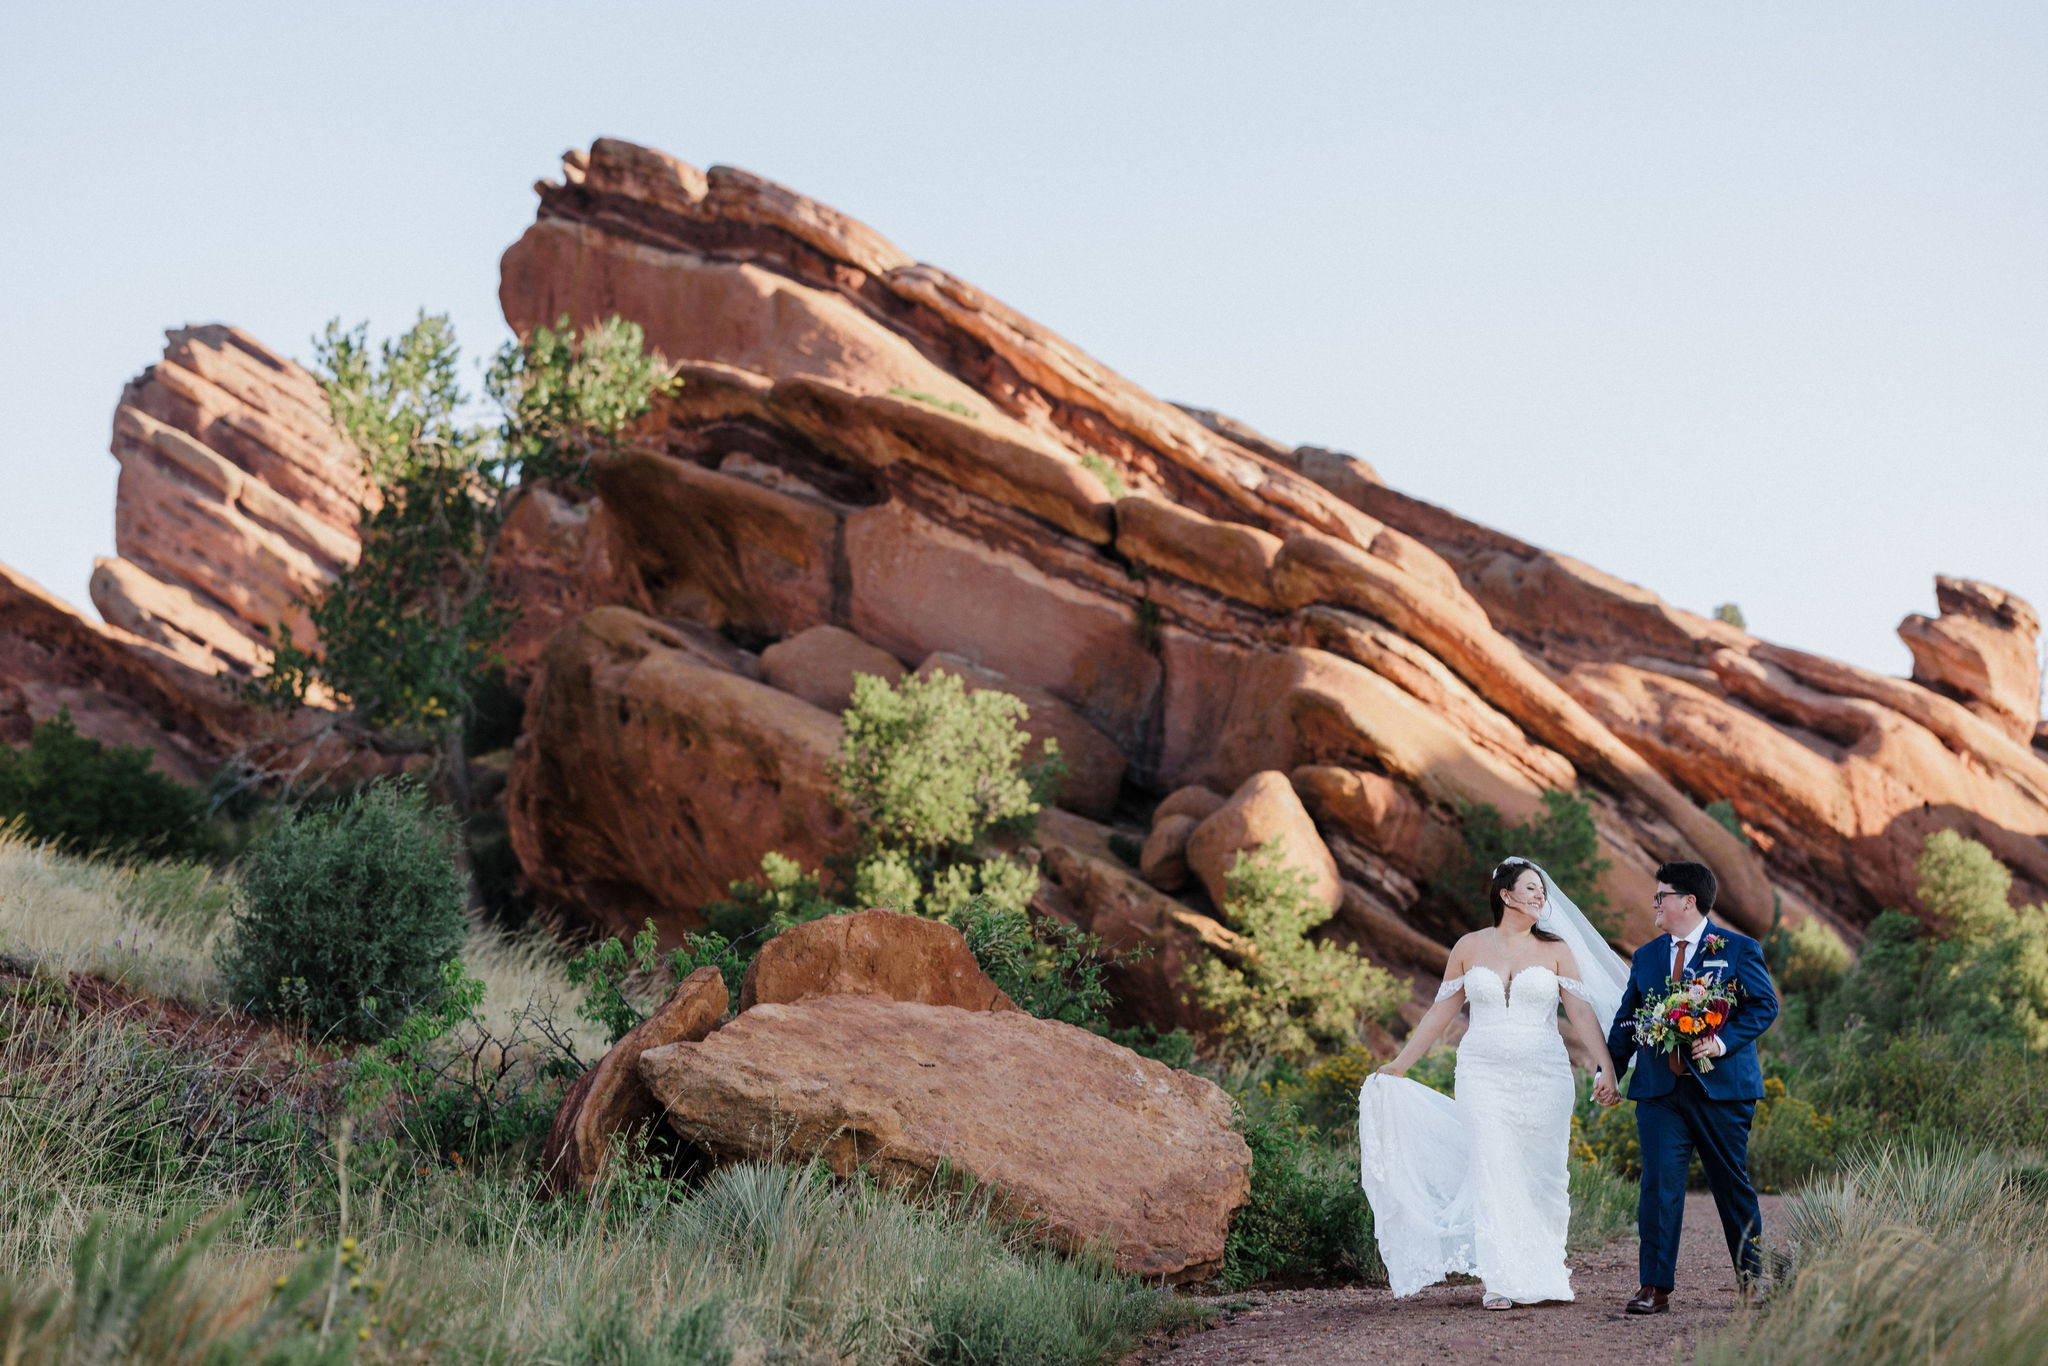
1702, 959, 1728, 967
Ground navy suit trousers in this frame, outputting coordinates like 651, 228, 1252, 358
1635, 1076, 1765, 1289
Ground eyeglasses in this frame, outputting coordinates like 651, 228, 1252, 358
1651, 891, 1693, 906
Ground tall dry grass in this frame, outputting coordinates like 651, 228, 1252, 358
0, 832, 1192, 1363
1697, 1144, 2048, 1364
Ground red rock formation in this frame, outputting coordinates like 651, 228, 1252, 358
540, 965, 727, 1197
736, 907, 1018, 1012
91, 326, 365, 679
1342, 483, 2048, 919
638, 993, 1250, 1281
494, 137, 2048, 960
0, 561, 244, 785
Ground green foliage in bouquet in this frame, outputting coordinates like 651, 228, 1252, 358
217, 779, 468, 1042
1186, 839, 1405, 1062
0, 709, 212, 858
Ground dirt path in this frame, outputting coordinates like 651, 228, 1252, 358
1143, 1192, 1783, 1366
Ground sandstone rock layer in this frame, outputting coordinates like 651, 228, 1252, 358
639, 994, 1250, 1280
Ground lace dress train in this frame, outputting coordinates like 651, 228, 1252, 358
1359, 966, 1589, 1303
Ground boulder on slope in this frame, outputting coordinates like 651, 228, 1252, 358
541, 966, 727, 1196
639, 994, 1250, 1281
736, 908, 1016, 1012
1184, 770, 1342, 914
761, 625, 905, 715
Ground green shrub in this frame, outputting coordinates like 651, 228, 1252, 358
1434, 790, 1615, 938
1186, 839, 1404, 1061
1822, 833, 2048, 1050
564, 918, 746, 1046
1748, 1077, 1837, 1193
948, 897, 1127, 1030
217, 780, 468, 1042
832, 670, 1061, 919
1265, 1044, 1379, 1131
0, 710, 211, 858
1223, 1104, 1379, 1287
351, 959, 574, 1161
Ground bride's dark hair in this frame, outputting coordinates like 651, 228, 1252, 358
1491, 860, 1563, 942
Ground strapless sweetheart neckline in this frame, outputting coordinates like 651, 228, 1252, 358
1465, 962, 1556, 1010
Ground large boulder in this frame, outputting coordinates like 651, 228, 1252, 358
761, 625, 905, 715
737, 908, 1016, 1012
507, 607, 858, 940
1184, 770, 1342, 914
1139, 813, 1199, 891
914, 652, 1127, 818
639, 994, 1251, 1280
1899, 577, 2042, 745
540, 966, 728, 1196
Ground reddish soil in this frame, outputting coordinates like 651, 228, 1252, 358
1135, 1192, 1784, 1366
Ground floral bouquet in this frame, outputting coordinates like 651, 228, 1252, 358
1631, 973, 1740, 1072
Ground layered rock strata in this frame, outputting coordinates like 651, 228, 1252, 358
1338, 484, 2048, 918
500, 136, 1808, 962
90, 326, 365, 679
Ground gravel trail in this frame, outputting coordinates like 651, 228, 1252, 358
1138, 1192, 1783, 1366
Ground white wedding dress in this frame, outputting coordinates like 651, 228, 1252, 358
1357, 860, 1630, 1305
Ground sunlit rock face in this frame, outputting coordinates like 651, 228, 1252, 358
498, 135, 2040, 959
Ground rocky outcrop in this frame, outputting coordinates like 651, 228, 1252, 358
1184, 770, 1342, 914
1341, 482, 2048, 918
90, 326, 364, 678
638, 993, 1250, 1280
736, 908, 1017, 1012
492, 135, 2048, 960
0, 561, 245, 785
506, 606, 856, 942
1899, 577, 2041, 746
540, 966, 727, 1196
760, 625, 905, 715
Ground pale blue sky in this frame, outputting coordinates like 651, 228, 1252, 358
3, 3, 2042, 681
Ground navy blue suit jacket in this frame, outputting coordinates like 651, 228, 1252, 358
1604, 920, 1777, 1102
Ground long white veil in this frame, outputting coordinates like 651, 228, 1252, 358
1511, 855, 1631, 1038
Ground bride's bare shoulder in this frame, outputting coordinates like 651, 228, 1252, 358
1446, 929, 1493, 969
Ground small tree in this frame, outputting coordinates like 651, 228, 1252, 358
1437, 790, 1615, 939
218, 780, 468, 1042
1714, 603, 1747, 630
1187, 838, 1404, 1061
1824, 830, 2048, 1049
0, 709, 211, 857
260, 313, 676, 814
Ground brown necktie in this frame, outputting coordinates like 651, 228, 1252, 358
1667, 938, 1688, 1074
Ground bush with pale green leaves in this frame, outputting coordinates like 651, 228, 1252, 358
1187, 838, 1405, 1062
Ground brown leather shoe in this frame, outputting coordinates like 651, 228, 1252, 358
1624, 1286, 1670, 1315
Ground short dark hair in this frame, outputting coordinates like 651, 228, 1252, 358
1655, 861, 1717, 911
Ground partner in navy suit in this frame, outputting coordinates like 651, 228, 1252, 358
1602, 861, 1779, 1313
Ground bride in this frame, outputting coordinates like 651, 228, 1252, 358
1360, 858, 1628, 1309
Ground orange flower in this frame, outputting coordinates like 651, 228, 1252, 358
1706, 1010, 1725, 1027
1677, 1016, 1698, 1035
